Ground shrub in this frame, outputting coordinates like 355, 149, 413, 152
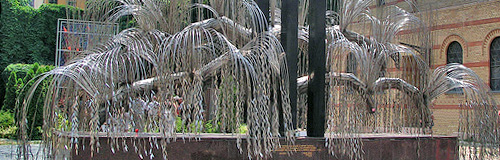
0, 110, 16, 139
0, 0, 82, 108
0, 126, 18, 139
0, 110, 14, 129
1, 63, 54, 139
175, 117, 247, 134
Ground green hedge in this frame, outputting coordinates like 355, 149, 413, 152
0, 0, 82, 108
2, 63, 54, 139
0, 0, 81, 68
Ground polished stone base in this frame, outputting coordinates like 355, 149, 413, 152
69, 133, 457, 160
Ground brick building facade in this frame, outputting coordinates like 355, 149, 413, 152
371, 0, 500, 135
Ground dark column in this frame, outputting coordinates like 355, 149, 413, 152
307, 0, 326, 137
256, 0, 269, 28
191, 0, 198, 22
281, 0, 299, 129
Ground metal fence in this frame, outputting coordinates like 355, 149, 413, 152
55, 19, 118, 66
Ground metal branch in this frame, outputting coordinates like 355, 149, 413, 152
113, 52, 232, 102
373, 77, 420, 96
297, 72, 378, 112
342, 29, 373, 46
297, 74, 427, 114
111, 16, 274, 103
190, 16, 252, 42
297, 72, 366, 94
399, 42, 424, 54
372, 77, 431, 126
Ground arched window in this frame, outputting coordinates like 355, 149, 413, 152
447, 41, 463, 93
346, 53, 357, 75
447, 41, 463, 64
490, 37, 500, 91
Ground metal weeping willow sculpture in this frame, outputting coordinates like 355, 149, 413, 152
17, 0, 499, 159
18, 0, 293, 159
282, 0, 499, 159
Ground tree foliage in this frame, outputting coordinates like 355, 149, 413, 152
0, 0, 81, 107
0, 1, 80, 66
1, 63, 54, 139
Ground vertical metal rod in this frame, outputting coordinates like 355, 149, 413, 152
281, 0, 299, 129
307, 0, 326, 137
55, 19, 61, 66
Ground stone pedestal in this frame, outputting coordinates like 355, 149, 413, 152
70, 133, 457, 160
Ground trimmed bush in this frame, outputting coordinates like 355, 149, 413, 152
2, 63, 54, 139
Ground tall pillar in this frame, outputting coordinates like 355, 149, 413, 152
307, 0, 326, 137
281, 0, 299, 129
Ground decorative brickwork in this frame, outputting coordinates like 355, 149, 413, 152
483, 29, 500, 56
440, 34, 467, 59
358, 0, 500, 135
425, 1, 500, 135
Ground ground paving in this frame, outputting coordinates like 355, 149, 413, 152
0, 139, 44, 159
0, 144, 42, 159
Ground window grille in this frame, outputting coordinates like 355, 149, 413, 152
447, 41, 463, 93
490, 37, 500, 91
346, 53, 357, 75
